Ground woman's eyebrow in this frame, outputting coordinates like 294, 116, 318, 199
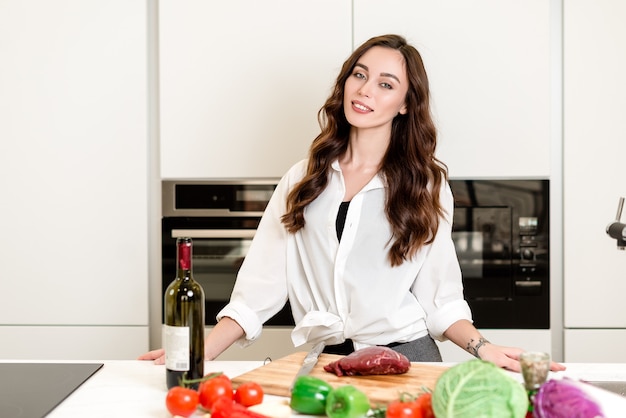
354, 63, 400, 84
381, 72, 401, 83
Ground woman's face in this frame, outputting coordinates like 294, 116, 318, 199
343, 46, 409, 134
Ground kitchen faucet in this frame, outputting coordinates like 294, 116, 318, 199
606, 197, 626, 249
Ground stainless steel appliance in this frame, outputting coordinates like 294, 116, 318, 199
449, 179, 550, 329
161, 180, 292, 326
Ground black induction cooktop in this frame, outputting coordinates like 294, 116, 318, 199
0, 363, 103, 418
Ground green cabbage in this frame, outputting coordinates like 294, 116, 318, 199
432, 359, 529, 418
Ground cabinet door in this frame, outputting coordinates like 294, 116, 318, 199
0, 1, 148, 328
0, 326, 149, 360
563, 0, 626, 328
354, 0, 553, 178
565, 330, 626, 363
159, 0, 352, 178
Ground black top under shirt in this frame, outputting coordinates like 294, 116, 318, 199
336, 201, 350, 241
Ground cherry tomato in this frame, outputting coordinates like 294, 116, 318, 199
385, 400, 422, 418
198, 374, 233, 410
165, 386, 199, 417
234, 381, 264, 407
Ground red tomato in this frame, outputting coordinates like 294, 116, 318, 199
165, 386, 199, 417
414, 393, 434, 418
198, 374, 233, 410
234, 381, 264, 407
386, 400, 423, 418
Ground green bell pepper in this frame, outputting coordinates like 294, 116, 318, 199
325, 385, 371, 418
290, 375, 334, 415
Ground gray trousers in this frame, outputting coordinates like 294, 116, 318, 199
389, 334, 443, 362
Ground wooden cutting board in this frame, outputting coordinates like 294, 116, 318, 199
231, 352, 447, 405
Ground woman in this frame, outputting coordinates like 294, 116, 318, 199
141, 34, 564, 372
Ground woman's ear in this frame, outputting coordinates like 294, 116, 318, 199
399, 103, 408, 115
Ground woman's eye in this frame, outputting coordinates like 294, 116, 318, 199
353, 72, 366, 80
380, 82, 392, 89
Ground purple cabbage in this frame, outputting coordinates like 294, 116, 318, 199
533, 378, 604, 418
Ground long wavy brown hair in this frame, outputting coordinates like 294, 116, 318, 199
281, 34, 448, 266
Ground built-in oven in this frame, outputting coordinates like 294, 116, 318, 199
161, 180, 293, 327
448, 179, 550, 329
162, 178, 550, 341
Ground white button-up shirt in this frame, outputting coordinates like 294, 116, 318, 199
217, 159, 472, 350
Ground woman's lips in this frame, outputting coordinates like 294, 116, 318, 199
352, 101, 373, 114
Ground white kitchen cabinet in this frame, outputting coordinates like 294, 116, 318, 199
564, 330, 626, 363
0, 1, 149, 358
353, 0, 553, 178
159, 0, 352, 179
0, 327, 149, 360
563, 0, 626, 350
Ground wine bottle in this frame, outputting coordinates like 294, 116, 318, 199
163, 237, 205, 389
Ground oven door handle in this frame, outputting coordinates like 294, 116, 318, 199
171, 229, 256, 239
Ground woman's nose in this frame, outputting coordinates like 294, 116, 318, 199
358, 82, 372, 97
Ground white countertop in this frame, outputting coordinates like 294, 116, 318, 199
46, 360, 263, 418
4, 360, 626, 417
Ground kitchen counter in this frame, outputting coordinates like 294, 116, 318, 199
4, 359, 626, 417
48, 360, 263, 417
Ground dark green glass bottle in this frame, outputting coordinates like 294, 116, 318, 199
163, 237, 205, 389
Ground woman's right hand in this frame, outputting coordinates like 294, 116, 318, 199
137, 348, 165, 365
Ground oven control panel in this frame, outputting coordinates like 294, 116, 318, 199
162, 180, 279, 217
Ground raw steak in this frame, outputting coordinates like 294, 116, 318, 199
323, 346, 411, 376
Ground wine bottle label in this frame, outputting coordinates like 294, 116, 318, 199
163, 324, 190, 371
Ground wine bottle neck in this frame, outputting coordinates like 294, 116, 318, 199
177, 268, 192, 279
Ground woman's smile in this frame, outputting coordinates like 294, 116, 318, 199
351, 100, 373, 113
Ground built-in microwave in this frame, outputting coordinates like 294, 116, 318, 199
449, 179, 550, 329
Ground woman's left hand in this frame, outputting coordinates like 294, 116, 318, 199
478, 343, 566, 373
